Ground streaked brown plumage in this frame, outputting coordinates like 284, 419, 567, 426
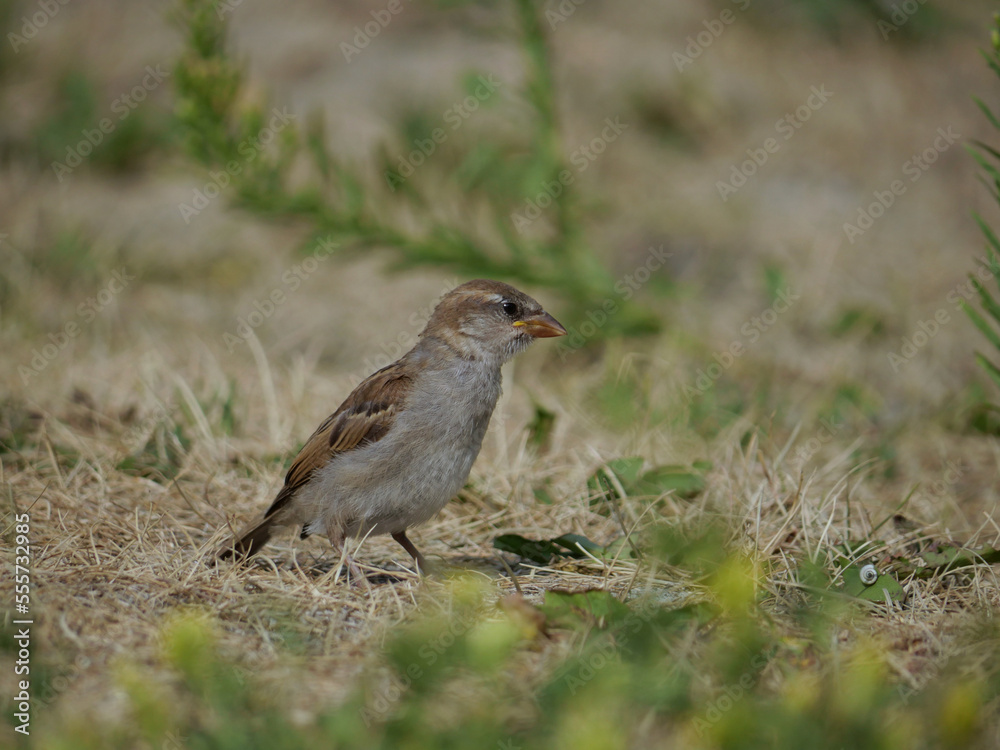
218, 279, 566, 575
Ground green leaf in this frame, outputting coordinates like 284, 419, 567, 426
526, 403, 556, 448
588, 458, 709, 504
636, 465, 707, 499
493, 533, 621, 564
919, 543, 1000, 569
840, 565, 906, 604
551, 533, 603, 557
493, 534, 565, 564
587, 457, 645, 501
533, 485, 555, 505
604, 457, 646, 487
919, 544, 967, 568
601, 536, 640, 561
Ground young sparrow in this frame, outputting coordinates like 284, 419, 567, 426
218, 279, 566, 574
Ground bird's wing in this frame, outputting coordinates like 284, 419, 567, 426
262, 361, 414, 519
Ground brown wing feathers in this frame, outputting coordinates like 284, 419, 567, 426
217, 363, 413, 560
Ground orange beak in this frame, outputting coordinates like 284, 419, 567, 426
516, 311, 568, 338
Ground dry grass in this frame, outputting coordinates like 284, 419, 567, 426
3, 339, 999, 741
3, 0, 1000, 747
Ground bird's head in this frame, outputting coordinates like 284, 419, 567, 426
422, 279, 567, 364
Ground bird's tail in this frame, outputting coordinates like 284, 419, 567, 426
217, 516, 276, 561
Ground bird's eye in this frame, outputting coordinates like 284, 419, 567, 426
501, 301, 519, 318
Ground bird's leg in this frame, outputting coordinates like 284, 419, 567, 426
326, 526, 364, 583
392, 530, 427, 574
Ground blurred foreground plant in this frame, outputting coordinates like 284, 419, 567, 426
169, 0, 661, 338
28, 522, 1000, 750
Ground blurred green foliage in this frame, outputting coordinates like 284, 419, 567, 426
0, 398, 39, 457
27, 229, 104, 289
26, 519, 1000, 750
828, 306, 887, 341
738, 0, 950, 43
116, 419, 191, 483
588, 456, 710, 509
168, 0, 663, 339
32, 70, 172, 174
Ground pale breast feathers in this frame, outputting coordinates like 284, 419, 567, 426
262, 363, 414, 519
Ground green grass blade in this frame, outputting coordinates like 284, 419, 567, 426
973, 213, 1000, 258
971, 276, 1000, 325
975, 351, 1000, 390
962, 299, 1000, 351
974, 96, 1000, 131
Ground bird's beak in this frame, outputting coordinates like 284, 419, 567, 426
515, 311, 568, 338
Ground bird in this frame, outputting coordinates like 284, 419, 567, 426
218, 278, 567, 576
